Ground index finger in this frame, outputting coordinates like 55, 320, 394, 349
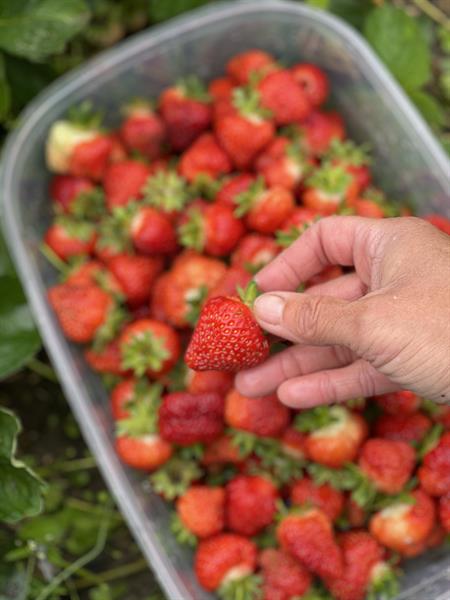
255, 215, 378, 292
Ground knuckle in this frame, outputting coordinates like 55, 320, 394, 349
287, 296, 324, 342
356, 361, 378, 397
316, 371, 338, 404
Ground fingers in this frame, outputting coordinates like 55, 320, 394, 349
235, 344, 354, 398
305, 272, 367, 302
277, 359, 400, 408
255, 216, 379, 292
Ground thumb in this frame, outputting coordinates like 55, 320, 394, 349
253, 291, 361, 348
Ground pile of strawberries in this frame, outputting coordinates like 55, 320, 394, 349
43, 49, 450, 600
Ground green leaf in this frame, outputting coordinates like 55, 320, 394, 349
0, 275, 40, 379
0, 408, 44, 523
0, 0, 90, 62
364, 5, 431, 90
0, 52, 10, 121
329, 0, 373, 30
4, 54, 54, 114
408, 89, 447, 129
148, 0, 211, 23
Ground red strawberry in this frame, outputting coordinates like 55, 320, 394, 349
258, 70, 312, 125
226, 474, 278, 536
324, 139, 372, 192
50, 174, 94, 213
276, 206, 320, 248
48, 283, 113, 343
424, 214, 450, 235
418, 431, 450, 496
260, 144, 313, 191
227, 50, 276, 84
234, 178, 294, 234
290, 477, 344, 522
303, 162, 359, 215
254, 136, 291, 171
119, 318, 180, 377
209, 77, 235, 102
225, 389, 290, 437
296, 406, 368, 468
277, 508, 343, 580
110, 377, 136, 420
159, 76, 212, 151
103, 160, 151, 210
216, 173, 255, 207
259, 548, 312, 600
116, 434, 172, 471
185, 282, 270, 372
202, 434, 243, 466
130, 206, 178, 255
431, 405, 450, 431
373, 411, 432, 444
159, 391, 224, 445
208, 265, 252, 299
353, 198, 385, 218
178, 133, 232, 182
179, 200, 245, 257
346, 497, 367, 528
177, 485, 225, 538
231, 234, 279, 271
85, 340, 126, 375
374, 390, 421, 415
439, 493, 450, 532
302, 110, 345, 155
358, 438, 416, 495
65, 260, 117, 291
186, 369, 234, 396
44, 219, 96, 260
69, 135, 114, 181
119, 100, 166, 160
107, 253, 163, 307
281, 427, 307, 460
370, 489, 436, 556
291, 63, 329, 108
195, 533, 258, 592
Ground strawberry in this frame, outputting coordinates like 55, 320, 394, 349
119, 318, 180, 377
295, 406, 368, 468
48, 283, 113, 343
178, 133, 232, 182
231, 234, 279, 271
280, 427, 307, 460
179, 200, 245, 257
103, 160, 151, 210
225, 389, 290, 438
324, 139, 372, 193
186, 369, 234, 396
259, 140, 313, 191
234, 178, 294, 234
115, 434, 173, 471
275, 206, 320, 248
215, 86, 275, 170
303, 162, 359, 215
439, 493, 450, 532
208, 266, 252, 299
131, 206, 178, 255
259, 548, 312, 600
202, 434, 243, 466
226, 474, 278, 536
254, 136, 291, 172
374, 390, 421, 415
159, 76, 212, 151
64, 260, 116, 289
177, 485, 225, 538
44, 218, 97, 260
195, 533, 258, 592
107, 253, 163, 307
85, 339, 126, 375
119, 99, 166, 160
346, 497, 367, 528
142, 169, 190, 215
209, 77, 235, 102
227, 50, 276, 84
358, 438, 416, 495
353, 198, 384, 218
418, 431, 450, 496
50, 174, 95, 213
290, 476, 344, 522
216, 173, 255, 207
424, 214, 450, 235
373, 411, 432, 444
369, 489, 436, 556
302, 110, 346, 156
277, 507, 343, 580
159, 391, 224, 445
291, 63, 329, 108
258, 70, 312, 125
185, 282, 270, 372
110, 377, 137, 420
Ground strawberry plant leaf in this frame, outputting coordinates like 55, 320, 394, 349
407, 89, 447, 129
0, 0, 90, 63
329, 0, 373, 30
0, 53, 11, 121
148, 0, 211, 23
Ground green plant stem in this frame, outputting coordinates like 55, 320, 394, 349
28, 358, 59, 382
75, 558, 148, 590
23, 554, 36, 598
412, 0, 450, 27
66, 497, 122, 519
37, 456, 97, 476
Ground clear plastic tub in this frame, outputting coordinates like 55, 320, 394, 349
1, 1, 450, 598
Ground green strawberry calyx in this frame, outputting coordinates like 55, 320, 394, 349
177, 75, 211, 103
116, 381, 163, 437
170, 513, 198, 547
367, 561, 399, 600
218, 573, 262, 600
93, 303, 129, 352
142, 170, 189, 212
67, 100, 104, 131
234, 177, 265, 218
305, 162, 352, 196
97, 202, 138, 253
69, 187, 106, 221
232, 85, 272, 121
150, 457, 203, 501
324, 139, 372, 167
178, 208, 205, 252
121, 329, 170, 376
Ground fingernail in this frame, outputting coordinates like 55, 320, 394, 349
254, 294, 284, 324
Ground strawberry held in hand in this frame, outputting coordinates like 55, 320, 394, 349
185, 281, 269, 372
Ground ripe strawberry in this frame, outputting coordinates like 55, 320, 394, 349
374, 390, 421, 415
373, 411, 432, 444
216, 173, 255, 207
346, 497, 367, 528
226, 474, 278, 536
303, 162, 359, 214
234, 178, 294, 234
254, 136, 292, 171
296, 406, 368, 468
275, 206, 320, 248
231, 234, 279, 271
65, 260, 116, 290
259, 141, 313, 191
195, 533, 258, 592
280, 427, 307, 460
259, 548, 312, 600
369, 489, 436, 556
291, 63, 329, 108
225, 389, 290, 437
352, 198, 384, 218
185, 282, 270, 372
159, 391, 224, 445
258, 70, 312, 125
215, 86, 275, 170
290, 477, 344, 522
85, 339, 126, 375
177, 485, 225, 538
186, 369, 234, 396
202, 434, 243, 466
424, 214, 450, 235
358, 438, 416, 495
131, 206, 178, 255
324, 139, 372, 192
208, 77, 235, 102
119, 100, 166, 160
48, 283, 113, 343
119, 318, 180, 377
418, 431, 450, 496
277, 508, 343, 580
208, 265, 252, 300
227, 50, 276, 84
110, 377, 137, 420
103, 160, 151, 210
302, 110, 345, 155
179, 200, 245, 257
439, 493, 450, 532
178, 133, 232, 182
430, 405, 450, 430
159, 76, 212, 151
116, 434, 172, 471
44, 219, 96, 260
50, 174, 95, 213
107, 253, 163, 307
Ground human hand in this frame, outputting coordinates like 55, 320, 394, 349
235, 216, 450, 407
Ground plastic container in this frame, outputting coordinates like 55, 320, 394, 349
1, 1, 450, 598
